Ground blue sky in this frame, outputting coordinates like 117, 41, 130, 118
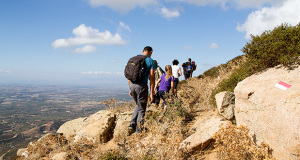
1, 0, 299, 86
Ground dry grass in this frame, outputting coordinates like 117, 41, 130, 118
213, 124, 274, 160
113, 99, 189, 160
20, 133, 100, 160
177, 57, 242, 112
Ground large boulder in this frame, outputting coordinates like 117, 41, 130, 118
215, 91, 235, 120
234, 65, 300, 160
57, 110, 116, 144
180, 111, 231, 152
56, 118, 85, 138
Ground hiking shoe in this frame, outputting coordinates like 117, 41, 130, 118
128, 123, 136, 135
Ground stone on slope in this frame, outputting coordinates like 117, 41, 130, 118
215, 91, 235, 120
17, 148, 28, 158
180, 111, 231, 152
234, 65, 300, 160
113, 111, 132, 142
57, 118, 85, 138
57, 110, 116, 144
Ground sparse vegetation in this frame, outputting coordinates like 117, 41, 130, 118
213, 124, 274, 160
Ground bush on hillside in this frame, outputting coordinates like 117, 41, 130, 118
243, 23, 300, 70
211, 23, 300, 105
202, 55, 245, 78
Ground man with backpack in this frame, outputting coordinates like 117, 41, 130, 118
182, 58, 194, 80
124, 46, 155, 134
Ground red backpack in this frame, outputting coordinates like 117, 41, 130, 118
192, 61, 196, 70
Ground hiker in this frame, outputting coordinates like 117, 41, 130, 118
154, 65, 175, 109
182, 58, 194, 80
172, 59, 182, 93
153, 60, 165, 105
125, 46, 155, 133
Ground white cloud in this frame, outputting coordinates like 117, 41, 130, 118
182, 46, 196, 50
160, 7, 180, 19
237, 0, 300, 39
82, 71, 123, 76
167, 0, 229, 8
72, 45, 97, 53
209, 43, 219, 49
52, 24, 126, 49
0, 69, 11, 73
88, 0, 159, 13
110, 59, 118, 63
119, 21, 131, 32
232, 0, 284, 8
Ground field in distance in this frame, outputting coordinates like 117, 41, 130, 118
0, 84, 131, 159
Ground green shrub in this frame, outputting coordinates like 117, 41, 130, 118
243, 23, 300, 70
210, 23, 300, 106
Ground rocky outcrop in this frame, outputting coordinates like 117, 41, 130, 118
234, 65, 300, 160
57, 110, 116, 144
113, 111, 132, 142
56, 118, 85, 139
215, 91, 235, 121
180, 111, 231, 152
17, 148, 28, 158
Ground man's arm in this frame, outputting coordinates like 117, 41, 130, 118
128, 80, 132, 97
149, 69, 155, 103
179, 68, 182, 76
154, 78, 161, 94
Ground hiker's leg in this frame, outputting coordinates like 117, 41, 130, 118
173, 78, 179, 96
155, 87, 160, 105
158, 91, 166, 109
186, 72, 190, 79
130, 83, 139, 126
135, 83, 148, 133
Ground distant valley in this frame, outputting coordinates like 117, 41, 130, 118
0, 84, 131, 159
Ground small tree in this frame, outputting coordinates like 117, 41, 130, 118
242, 23, 300, 70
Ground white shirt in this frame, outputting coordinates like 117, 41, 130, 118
172, 65, 180, 78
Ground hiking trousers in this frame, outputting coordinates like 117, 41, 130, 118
130, 82, 148, 133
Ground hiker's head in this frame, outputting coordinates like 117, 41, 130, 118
154, 60, 158, 68
172, 59, 179, 65
188, 58, 191, 62
165, 65, 173, 80
143, 46, 153, 57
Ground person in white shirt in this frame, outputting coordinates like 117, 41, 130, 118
172, 59, 182, 93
